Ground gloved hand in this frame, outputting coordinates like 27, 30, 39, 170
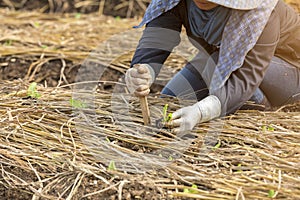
125, 64, 154, 96
171, 103, 202, 134
170, 95, 222, 134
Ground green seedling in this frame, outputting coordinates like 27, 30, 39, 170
4, 40, 12, 46
237, 163, 242, 172
27, 82, 41, 99
163, 104, 172, 122
262, 125, 275, 132
156, 104, 173, 128
268, 189, 275, 198
115, 16, 121, 21
213, 140, 221, 150
33, 22, 40, 28
69, 98, 86, 108
108, 161, 116, 171
183, 184, 198, 194
75, 13, 81, 19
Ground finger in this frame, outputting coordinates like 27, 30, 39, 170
172, 127, 182, 134
134, 89, 150, 97
136, 84, 150, 91
137, 64, 149, 74
132, 78, 148, 85
171, 118, 183, 127
171, 109, 182, 120
131, 70, 151, 79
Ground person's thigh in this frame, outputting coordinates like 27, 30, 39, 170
260, 57, 300, 106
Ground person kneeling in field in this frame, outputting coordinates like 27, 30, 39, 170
125, 0, 300, 133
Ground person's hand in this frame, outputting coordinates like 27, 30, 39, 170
170, 103, 202, 134
125, 64, 154, 96
170, 95, 222, 134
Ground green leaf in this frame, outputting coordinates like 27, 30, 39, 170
69, 98, 86, 108
108, 161, 116, 171
267, 126, 275, 131
75, 13, 81, 19
213, 140, 221, 150
163, 104, 168, 121
4, 40, 12, 46
166, 113, 172, 122
183, 184, 198, 194
268, 189, 275, 198
115, 16, 121, 21
168, 155, 173, 161
27, 82, 41, 99
33, 22, 40, 28
183, 188, 190, 193
262, 125, 275, 132
237, 163, 242, 172
162, 104, 172, 122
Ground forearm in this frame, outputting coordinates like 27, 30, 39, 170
131, 11, 182, 78
131, 48, 171, 78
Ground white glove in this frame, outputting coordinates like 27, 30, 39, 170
125, 64, 154, 96
171, 95, 221, 134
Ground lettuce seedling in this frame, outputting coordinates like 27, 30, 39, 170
27, 82, 41, 99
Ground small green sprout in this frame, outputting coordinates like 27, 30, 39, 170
156, 104, 173, 128
237, 163, 242, 172
33, 22, 40, 28
108, 161, 116, 171
262, 125, 275, 132
163, 104, 172, 122
115, 16, 121, 21
4, 40, 12, 46
75, 13, 81, 19
27, 82, 41, 99
268, 189, 275, 198
69, 98, 86, 108
213, 140, 221, 150
183, 184, 198, 194
168, 155, 173, 161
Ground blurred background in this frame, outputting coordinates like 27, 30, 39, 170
0, 0, 299, 18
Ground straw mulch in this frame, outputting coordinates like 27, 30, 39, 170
0, 80, 299, 199
0, 3, 300, 200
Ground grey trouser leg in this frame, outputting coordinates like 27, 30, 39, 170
161, 55, 300, 108
260, 57, 300, 106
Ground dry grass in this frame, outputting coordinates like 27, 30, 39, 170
0, 2, 300, 199
0, 80, 299, 199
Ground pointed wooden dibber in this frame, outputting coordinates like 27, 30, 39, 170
139, 96, 151, 125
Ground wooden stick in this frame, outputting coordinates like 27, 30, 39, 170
139, 96, 151, 125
